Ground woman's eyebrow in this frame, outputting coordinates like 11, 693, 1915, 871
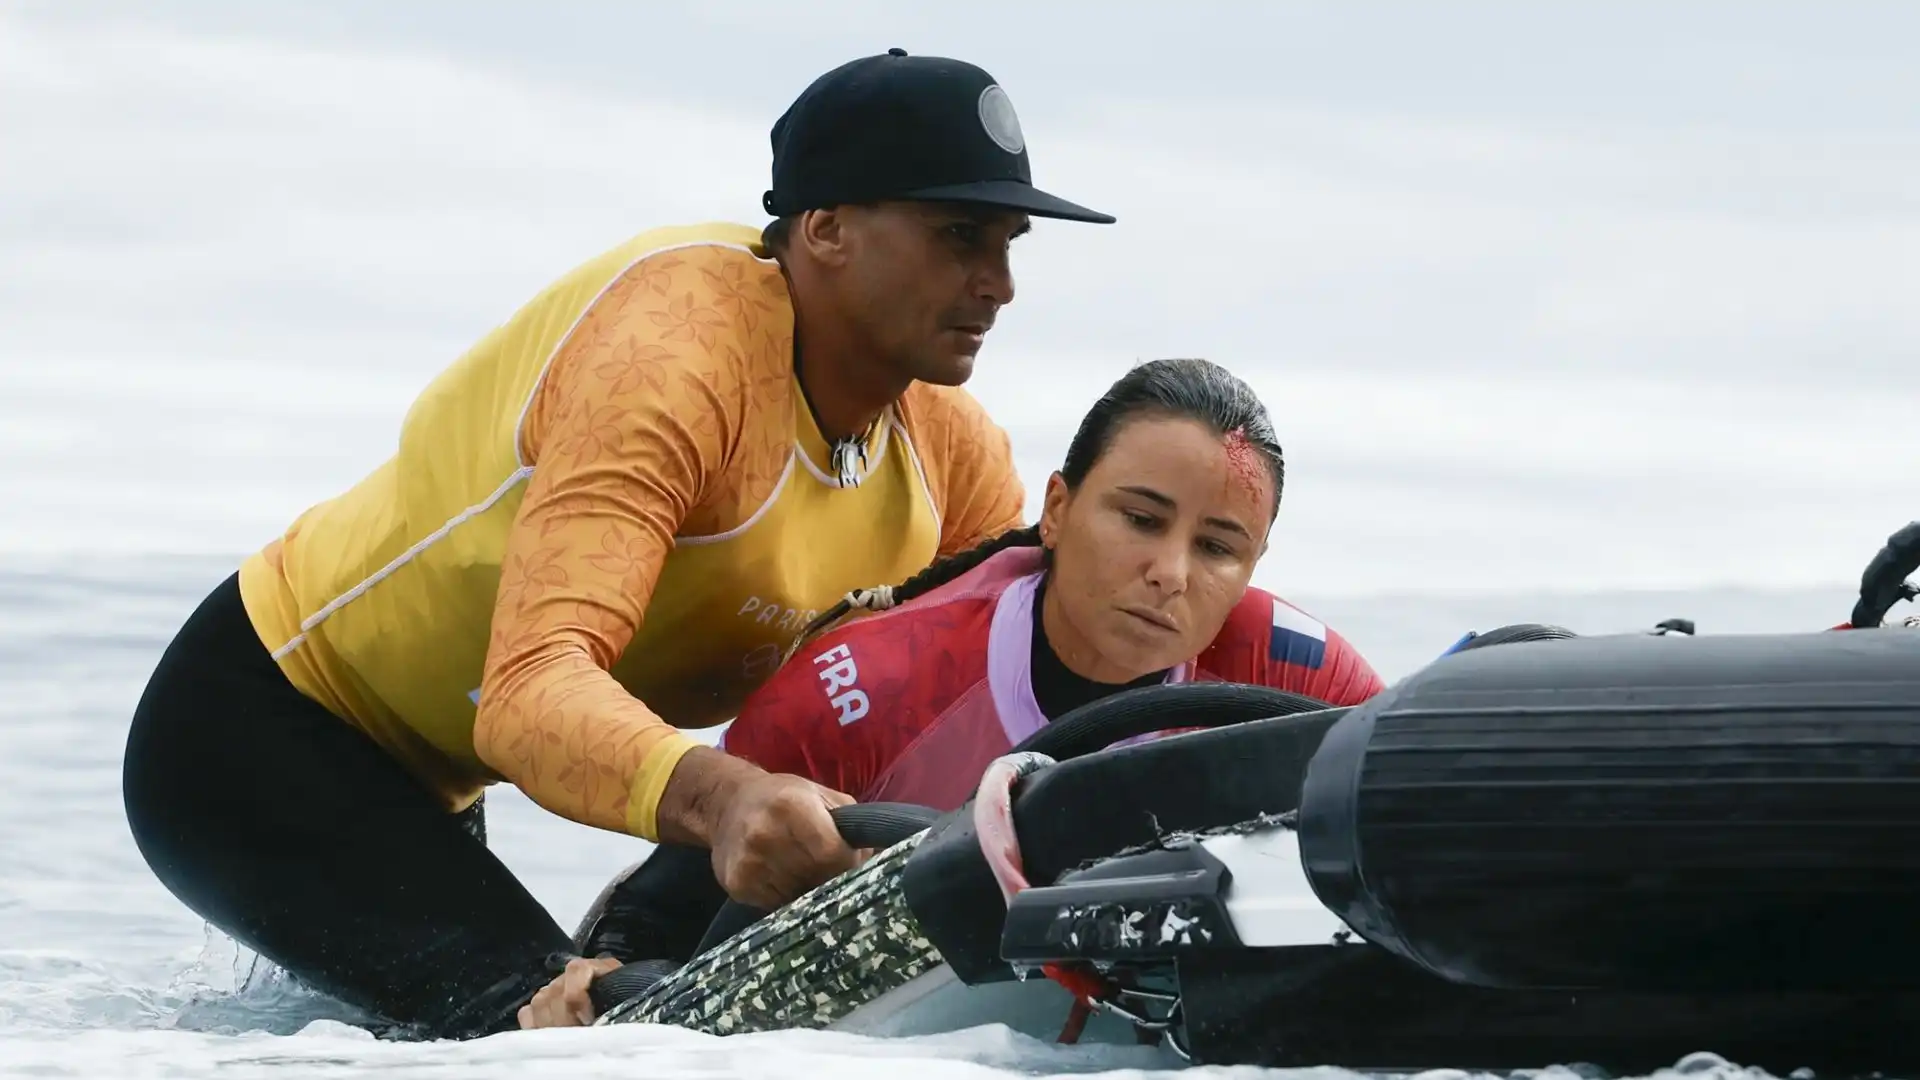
1114, 485, 1252, 539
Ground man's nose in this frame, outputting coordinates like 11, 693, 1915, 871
971, 248, 1015, 307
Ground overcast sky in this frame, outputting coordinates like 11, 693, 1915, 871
4, 1, 1916, 596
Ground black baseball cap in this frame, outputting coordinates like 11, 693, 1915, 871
763, 49, 1115, 225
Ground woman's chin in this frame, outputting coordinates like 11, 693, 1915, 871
1094, 626, 1190, 681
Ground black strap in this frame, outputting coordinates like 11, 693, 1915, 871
1851, 521, 1920, 629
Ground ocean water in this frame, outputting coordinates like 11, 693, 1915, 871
0, 551, 1868, 1079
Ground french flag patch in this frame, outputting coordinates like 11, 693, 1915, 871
1269, 598, 1328, 670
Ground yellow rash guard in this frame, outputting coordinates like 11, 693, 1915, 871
236, 222, 1026, 840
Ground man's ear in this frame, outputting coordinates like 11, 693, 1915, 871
796, 207, 851, 267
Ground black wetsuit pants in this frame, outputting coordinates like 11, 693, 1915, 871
121, 573, 725, 1039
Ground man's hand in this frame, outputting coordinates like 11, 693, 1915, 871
517, 955, 622, 1030
711, 771, 863, 909
656, 746, 864, 909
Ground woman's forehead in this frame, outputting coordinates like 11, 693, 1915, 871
1091, 417, 1275, 517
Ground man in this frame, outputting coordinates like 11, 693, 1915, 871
120, 48, 1114, 1040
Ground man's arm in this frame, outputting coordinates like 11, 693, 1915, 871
472, 265, 735, 842
470, 250, 859, 909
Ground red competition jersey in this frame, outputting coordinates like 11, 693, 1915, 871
719, 546, 1386, 811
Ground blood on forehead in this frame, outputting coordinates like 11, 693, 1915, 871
1220, 426, 1273, 509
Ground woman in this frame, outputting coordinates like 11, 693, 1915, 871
718, 355, 1385, 809
521, 356, 1386, 1028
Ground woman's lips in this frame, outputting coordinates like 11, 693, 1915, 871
1120, 605, 1178, 633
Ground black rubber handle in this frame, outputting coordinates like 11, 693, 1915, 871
1851, 520, 1920, 629
829, 800, 942, 848
585, 800, 944, 1019
586, 957, 680, 1019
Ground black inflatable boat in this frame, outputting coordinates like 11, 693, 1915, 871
587, 520, 1920, 1075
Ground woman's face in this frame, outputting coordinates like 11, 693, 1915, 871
1038, 413, 1277, 683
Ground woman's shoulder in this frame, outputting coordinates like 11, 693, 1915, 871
1196, 585, 1387, 705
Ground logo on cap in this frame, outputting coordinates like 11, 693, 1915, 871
977, 84, 1025, 156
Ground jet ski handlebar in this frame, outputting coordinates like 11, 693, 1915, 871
826, 801, 943, 850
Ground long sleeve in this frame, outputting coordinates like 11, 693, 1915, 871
472, 263, 746, 842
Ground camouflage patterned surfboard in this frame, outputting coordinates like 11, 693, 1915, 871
596, 830, 944, 1034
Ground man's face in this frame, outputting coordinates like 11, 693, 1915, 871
826, 201, 1030, 387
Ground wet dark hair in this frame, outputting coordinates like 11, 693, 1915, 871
782, 357, 1285, 658
1059, 356, 1284, 509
